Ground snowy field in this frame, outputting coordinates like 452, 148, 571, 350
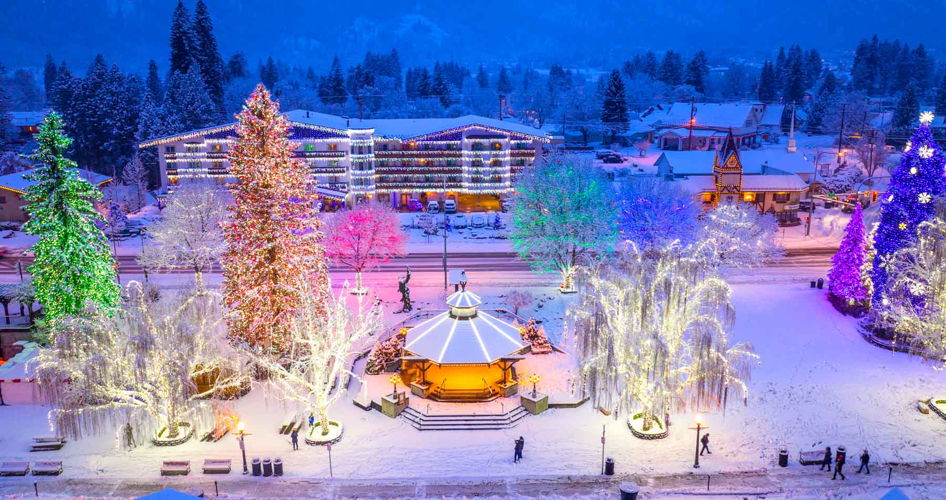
2, 279, 946, 498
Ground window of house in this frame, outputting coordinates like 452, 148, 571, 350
0, 196, 7, 204
773, 192, 790, 203
211, 144, 223, 152
701, 192, 714, 204
211, 161, 223, 170
188, 161, 200, 169
304, 144, 316, 152
328, 143, 338, 151
743, 192, 756, 202
164, 146, 176, 154
185, 144, 200, 153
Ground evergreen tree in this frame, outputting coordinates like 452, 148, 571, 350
828, 204, 869, 307
0, 86, 10, 146
476, 65, 489, 89
892, 84, 919, 130
642, 51, 658, 78
164, 66, 219, 132
222, 85, 329, 353
684, 51, 708, 94
774, 47, 787, 83
804, 49, 822, 90
136, 91, 172, 188
601, 69, 628, 142
936, 74, 946, 116
43, 54, 58, 104
496, 67, 512, 95
49, 62, 74, 113
318, 57, 347, 106
871, 113, 946, 302
169, 0, 195, 74
146, 60, 163, 103
757, 61, 776, 103
260, 57, 279, 89
226, 53, 247, 80
22, 113, 120, 321
784, 58, 806, 104
191, 0, 225, 109
658, 51, 683, 85
431, 66, 452, 108
911, 44, 932, 89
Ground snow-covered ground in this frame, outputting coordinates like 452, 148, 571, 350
3, 279, 946, 491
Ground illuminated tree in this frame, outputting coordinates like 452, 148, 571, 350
617, 177, 701, 250
35, 282, 248, 444
511, 153, 617, 292
570, 245, 757, 434
139, 180, 226, 291
222, 85, 329, 353
694, 202, 783, 270
828, 203, 870, 309
324, 202, 407, 294
871, 112, 946, 302
23, 112, 119, 321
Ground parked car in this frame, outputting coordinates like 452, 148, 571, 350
595, 150, 615, 160
470, 214, 486, 228
601, 154, 624, 164
798, 200, 815, 212
427, 200, 440, 213
406, 199, 423, 212
444, 199, 457, 214
453, 214, 468, 229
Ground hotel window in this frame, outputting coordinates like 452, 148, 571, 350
164, 146, 176, 154
304, 144, 316, 152
328, 143, 338, 151
211, 144, 223, 152
743, 192, 756, 202
185, 144, 200, 153
211, 161, 223, 170
329, 160, 339, 168
187, 161, 200, 169
773, 192, 790, 203
701, 192, 714, 204
0, 196, 6, 204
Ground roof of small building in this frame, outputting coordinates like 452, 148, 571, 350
0, 168, 111, 194
760, 105, 785, 126
657, 149, 814, 176
648, 102, 759, 129
675, 173, 807, 193
656, 128, 729, 138
9, 111, 46, 127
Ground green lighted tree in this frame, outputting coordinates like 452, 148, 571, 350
23, 112, 120, 320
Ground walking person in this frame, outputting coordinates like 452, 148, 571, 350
290, 428, 299, 451
700, 433, 711, 456
819, 446, 832, 472
308, 414, 315, 427
833, 446, 847, 480
857, 449, 870, 474
513, 436, 524, 463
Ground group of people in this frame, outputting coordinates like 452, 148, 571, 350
818, 446, 871, 479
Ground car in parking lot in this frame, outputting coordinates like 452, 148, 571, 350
470, 214, 486, 228
444, 199, 457, 214
453, 214, 468, 228
406, 199, 423, 212
427, 200, 440, 213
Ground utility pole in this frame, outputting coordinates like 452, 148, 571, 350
498, 94, 506, 121
687, 99, 696, 151
837, 104, 846, 161
787, 102, 797, 153
442, 175, 448, 291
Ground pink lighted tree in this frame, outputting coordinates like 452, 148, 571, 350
325, 202, 407, 294
828, 203, 870, 311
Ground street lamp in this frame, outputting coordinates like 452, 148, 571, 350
691, 414, 708, 469
389, 375, 400, 397
236, 421, 249, 474
528, 374, 541, 397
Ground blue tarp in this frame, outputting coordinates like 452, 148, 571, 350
879, 487, 910, 500
136, 488, 202, 500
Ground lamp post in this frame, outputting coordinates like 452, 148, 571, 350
529, 374, 540, 397
389, 375, 400, 397
236, 421, 249, 474
691, 414, 708, 469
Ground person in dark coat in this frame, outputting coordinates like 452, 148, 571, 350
700, 433, 711, 455
819, 446, 832, 472
857, 449, 870, 474
833, 446, 847, 480
514, 436, 524, 463
308, 414, 315, 427
290, 428, 299, 450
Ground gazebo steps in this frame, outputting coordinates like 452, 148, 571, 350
401, 406, 529, 431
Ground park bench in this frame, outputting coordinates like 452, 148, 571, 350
31, 461, 62, 476
799, 449, 827, 465
160, 461, 190, 476
0, 462, 30, 476
30, 436, 66, 452
202, 459, 231, 474
278, 416, 298, 435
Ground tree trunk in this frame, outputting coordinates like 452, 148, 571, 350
167, 420, 180, 439
194, 269, 204, 292
319, 410, 331, 437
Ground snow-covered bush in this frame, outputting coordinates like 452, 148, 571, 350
821, 164, 865, 194
694, 202, 783, 269
517, 317, 551, 354
366, 327, 408, 375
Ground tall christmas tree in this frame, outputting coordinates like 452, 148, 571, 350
23, 112, 120, 320
222, 85, 329, 353
828, 203, 869, 307
871, 111, 946, 302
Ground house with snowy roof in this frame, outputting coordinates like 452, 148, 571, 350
655, 133, 809, 225
0, 168, 112, 222
647, 102, 768, 151
139, 110, 550, 212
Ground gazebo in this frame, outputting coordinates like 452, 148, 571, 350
400, 284, 526, 401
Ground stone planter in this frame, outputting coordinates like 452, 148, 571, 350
152, 422, 195, 446
627, 413, 668, 440
930, 398, 946, 421
520, 392, 548, 415
499, 381, 519, 398
305, 420, 343, 446
410, 382, 431, 398
381, 392, 409, 418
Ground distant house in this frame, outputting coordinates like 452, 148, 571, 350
0, 168, 112, 222
647, 102, 780, 151
655, 133, 809, 225
8, 111, 46, 137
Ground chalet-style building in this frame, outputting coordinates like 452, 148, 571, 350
656, 134, 809, 225
139, 111, 550, 211
646, 103, 768, 151
0, 168, 112, 222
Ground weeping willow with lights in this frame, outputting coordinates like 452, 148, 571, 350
569, 244, 758, 432
23, 112, 120, 320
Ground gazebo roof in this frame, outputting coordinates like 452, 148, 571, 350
445, 289, 482, 308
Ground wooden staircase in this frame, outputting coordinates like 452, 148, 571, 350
400, 406, 529, 431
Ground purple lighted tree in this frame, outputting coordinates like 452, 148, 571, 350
871, 112, 946, 303
828, 204, 869, 307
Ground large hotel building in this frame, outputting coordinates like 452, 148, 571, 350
139, 110, 551, 211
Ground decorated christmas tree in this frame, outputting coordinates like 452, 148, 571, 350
827, 203, 869, 309
871, 111, 946, 302
222, 85, 329, 353
23, 112, 120, 320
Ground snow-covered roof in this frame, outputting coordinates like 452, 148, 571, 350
741, 174, 809, 191
675, 176, 714, 194
445, 289, 482, 308
657, 150, 814, 176
647, 102, 759, 129
0, 168, 112, 194
9, 111, 46, 127
617, 121, 656, 137
0, 341, 39, 381
760, 105, 785, 126
656, 128, 729, 138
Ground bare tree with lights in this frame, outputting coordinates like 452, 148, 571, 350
694, 202, 783, 270
570, 245, 757, 435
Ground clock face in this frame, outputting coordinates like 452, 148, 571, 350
725, 155, 740, 169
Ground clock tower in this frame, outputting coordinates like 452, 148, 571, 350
713, 131, 743, 205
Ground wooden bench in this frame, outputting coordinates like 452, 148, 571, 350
202, 459, 231, 474
278, 416, 297, 435
30, 437, 66, 452
32, 461, 62, 476
160, 461, 190, 476
799, 449, 827, 465
0, 462, 30, 476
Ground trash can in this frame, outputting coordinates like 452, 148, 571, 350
262, 457, 273, 477
251, 458, 261, 476
817, 278, 824, 289
778, 448, 789, 467
604, 457, 615, 475
273, 457, 283, 476
810, 280, 816, 288
619, 482, 640, 500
